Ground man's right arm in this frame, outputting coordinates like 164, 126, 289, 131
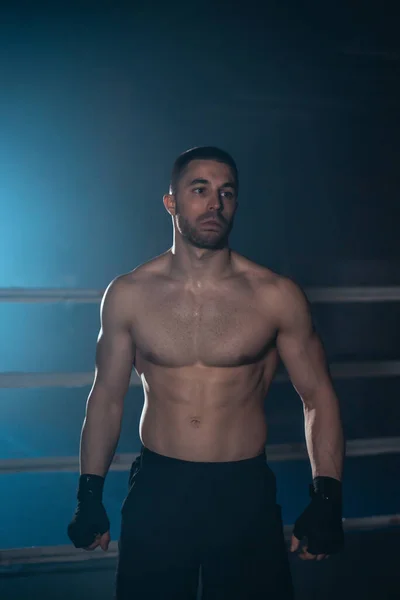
80, 277, 135, 477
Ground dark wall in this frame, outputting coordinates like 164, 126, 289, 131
1, 3, 399, 289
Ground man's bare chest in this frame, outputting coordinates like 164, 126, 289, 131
132, 288, 276, 367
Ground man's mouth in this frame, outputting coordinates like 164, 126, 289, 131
199, 219, 223, 229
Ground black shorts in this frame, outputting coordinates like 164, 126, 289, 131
116, 446, 294, 600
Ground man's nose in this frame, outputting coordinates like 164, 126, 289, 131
207, 192, 223, 211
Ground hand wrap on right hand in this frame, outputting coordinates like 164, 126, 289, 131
293, 476, 344, 555
67, 474, 110, 548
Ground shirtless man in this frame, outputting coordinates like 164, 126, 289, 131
68, 147, 345, 599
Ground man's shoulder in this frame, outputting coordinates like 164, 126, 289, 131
233, 253, 307, 310
104, 252, 170, 297
131, 251, 171, 280
260, 273, 309, 324
233, 253, 285, 289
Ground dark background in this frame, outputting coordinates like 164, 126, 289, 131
0, 2, 399, 597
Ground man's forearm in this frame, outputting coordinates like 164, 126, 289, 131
80, 392, 123, 477
303, 388, 345, 481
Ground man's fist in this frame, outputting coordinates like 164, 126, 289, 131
67, 474, 111, 550
291, 476, 344, 560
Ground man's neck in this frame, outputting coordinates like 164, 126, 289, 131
168, 240, 233, 284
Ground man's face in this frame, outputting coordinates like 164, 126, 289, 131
172, 159, 238, 249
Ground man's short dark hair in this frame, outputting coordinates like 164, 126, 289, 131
169, 146, 239, 195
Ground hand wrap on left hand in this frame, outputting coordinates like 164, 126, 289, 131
293, 476, 344, 555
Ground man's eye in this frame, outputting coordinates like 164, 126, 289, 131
221, 191, 233, 198
193, 187, 205, 194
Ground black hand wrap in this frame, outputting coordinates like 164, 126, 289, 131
293, 476, 344, 555
67, 474, 110, 548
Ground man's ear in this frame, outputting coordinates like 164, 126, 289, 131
163, 193, 176, 216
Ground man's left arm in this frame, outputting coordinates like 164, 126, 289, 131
275, 278, 344, 481
275, 277, 345, 559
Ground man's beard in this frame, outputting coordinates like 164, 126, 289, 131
175, 213, 233, 250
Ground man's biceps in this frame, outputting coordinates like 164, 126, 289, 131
97, 329, 133, 358
276, 331, 304, 362
280, 327, 323, 355
94, 363, 133, 393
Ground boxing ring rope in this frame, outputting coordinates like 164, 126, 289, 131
2, 513, 400, 569
2, 359, 400, 390
1, 437, 400, 475
1, 286, 400, 303
1, 285, 400, 568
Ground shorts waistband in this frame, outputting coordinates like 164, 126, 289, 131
138, 445, 267, 470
